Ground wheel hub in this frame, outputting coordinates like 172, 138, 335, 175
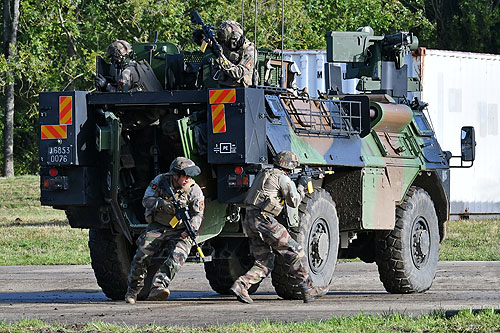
309, 219, 330, 273
411, 217, 430, 269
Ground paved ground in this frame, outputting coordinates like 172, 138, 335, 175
0, 261, 498, 327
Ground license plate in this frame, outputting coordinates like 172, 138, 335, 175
47, 146, 72, 165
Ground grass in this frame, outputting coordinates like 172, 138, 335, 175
440, 218, 500, 261
0, 309, 498, 332
0, 175, 499, 265
0, 175, 90, 265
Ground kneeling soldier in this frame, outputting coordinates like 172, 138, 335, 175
125, 157, 205, 304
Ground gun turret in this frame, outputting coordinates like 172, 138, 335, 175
325, 27, 420, 97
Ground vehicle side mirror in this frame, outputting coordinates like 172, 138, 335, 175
461, 126, 475, 162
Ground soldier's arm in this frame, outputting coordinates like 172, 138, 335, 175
187, 184, 205, 232
279, 174, 305, 208
219, 43, 255, 80
142, 174, 166, 209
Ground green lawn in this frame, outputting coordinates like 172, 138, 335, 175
0, 175, 499, 265
1, 310, 499, 332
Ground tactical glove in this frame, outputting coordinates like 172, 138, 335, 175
155, 199, 175, 214
298, 175, 312, 187
94, 74, 108, 90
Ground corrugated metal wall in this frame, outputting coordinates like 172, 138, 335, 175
283, 49, 500, 217
421, 50, 500, 217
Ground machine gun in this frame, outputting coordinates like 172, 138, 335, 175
160, 178, 206, 262
190, 11, 223, 58
289, 166, 334, 194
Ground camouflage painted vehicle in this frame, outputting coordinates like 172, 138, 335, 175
39, 23, 475, 300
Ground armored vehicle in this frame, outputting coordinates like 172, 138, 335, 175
39, 21, 475, 300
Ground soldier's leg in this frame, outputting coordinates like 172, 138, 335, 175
256, 215, 309, 286
126, 227, 165, 302
236, 212, 275, 290
150, 234, 191, 293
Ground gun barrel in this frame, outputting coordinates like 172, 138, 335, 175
190, 10, 203, 25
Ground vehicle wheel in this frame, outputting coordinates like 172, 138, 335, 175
204, 238, 259, 295
89, 228, 134, 300
375, 186, 440, 293
271, 189, 339, 300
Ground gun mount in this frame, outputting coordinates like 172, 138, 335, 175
326, 27, 420, 97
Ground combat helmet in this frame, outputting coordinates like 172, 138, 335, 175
106, 40, 134, 64
168, 157, 201, 177
273, 151, 300, 171
216, 20, 244, 50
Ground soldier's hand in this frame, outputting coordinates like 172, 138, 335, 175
298, 175, 312, 187
180, 231, 189, 239
94, 74, 108, 89
156, 199, 175, 214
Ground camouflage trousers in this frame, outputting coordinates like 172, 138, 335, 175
127, 222, 191, 294
236, 209, 309, 290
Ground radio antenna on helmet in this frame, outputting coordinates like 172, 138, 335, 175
279, 0, 285, 87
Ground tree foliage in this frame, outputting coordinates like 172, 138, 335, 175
1, 0, 499, 175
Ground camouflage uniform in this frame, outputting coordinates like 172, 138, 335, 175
126, 158, 204, 303
215, 20, 256, 87
231, 151, 319, 304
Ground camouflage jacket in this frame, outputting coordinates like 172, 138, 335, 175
142, 174, 205, 231
244, 168, 305, 216
217, 39, 256, 87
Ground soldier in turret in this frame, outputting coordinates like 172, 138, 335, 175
125, 157, 205, 304
230, 151, 328, 304
95, 39, 162, 92
213, 20, 257, 87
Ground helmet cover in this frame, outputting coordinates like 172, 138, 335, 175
273, 151, 300, 171
169, 157, 201, 177
216, 20, 244, 50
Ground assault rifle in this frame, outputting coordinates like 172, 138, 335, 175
160, 178, 206, 262
190, 10, 224, 58
289, 166, 334, 194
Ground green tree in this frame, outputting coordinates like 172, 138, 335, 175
422, 0, 500, 53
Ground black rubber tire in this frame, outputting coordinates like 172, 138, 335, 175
204, 238, 259, 295
271, 189, 339, 300
375, 186, 440, 293
89, 228, 134, 300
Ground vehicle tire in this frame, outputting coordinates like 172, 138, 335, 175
271, 189, 339, 300
204, 238, 260, 295
375, 186, 440, 293
89, 228, 134, 300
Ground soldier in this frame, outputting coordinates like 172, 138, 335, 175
214, 20, 257, 87
95, 40, 162, 92
230, 151, 328, 304
125, 157, 205, 304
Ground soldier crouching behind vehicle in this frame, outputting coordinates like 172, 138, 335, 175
230, 151, 328, 304
95, 39, 162, 92
125, 157, 205, 304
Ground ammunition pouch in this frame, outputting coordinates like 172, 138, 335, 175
247, 190, 283, 216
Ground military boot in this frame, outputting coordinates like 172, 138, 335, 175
230, 280, 253, 304
301, 285, 329, 303
125, 289, 139, 305
147, 287, 170, 301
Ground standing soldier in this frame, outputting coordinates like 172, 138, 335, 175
125, 157, 205, 304
95, 39, 162, 92
214, 20, 257, 87
230, 151, 328, 304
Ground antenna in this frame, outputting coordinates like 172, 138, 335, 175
280, 0, 285, 87
241, 0, 244, 28
253, 0, 258, 86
